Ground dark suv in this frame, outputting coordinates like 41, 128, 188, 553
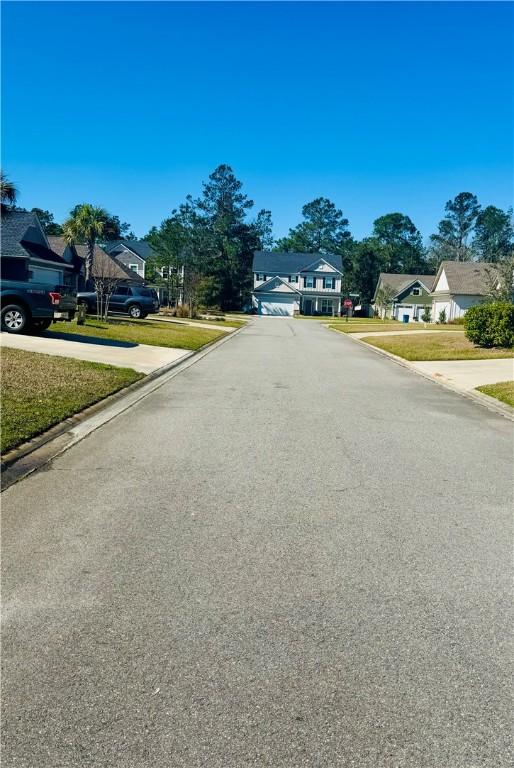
77, 285, 160, 319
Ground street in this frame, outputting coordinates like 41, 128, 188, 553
2, 318, 512, 767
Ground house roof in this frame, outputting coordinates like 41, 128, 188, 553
435, 260, 498, 295
253, 250, 343, 274
74, 244, 145, 282
104, 239, 154, 261
253, 276, 302, 294
376, 273, 436, 299
1, 209, 69, 266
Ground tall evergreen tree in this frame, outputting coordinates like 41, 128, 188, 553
31, 208, 63, 235
429, 192, 481, 262
472, 205, 513, 263
372, 213, 428, 273
255, 209, 274, 251
276, 197, 352, 255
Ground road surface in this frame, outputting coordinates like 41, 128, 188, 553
2, 318, 512, 767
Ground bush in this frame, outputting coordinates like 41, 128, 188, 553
438, 308, 447, 324
421, 307, 431, 323
464, 302, 514, 348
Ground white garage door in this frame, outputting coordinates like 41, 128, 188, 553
259, 296, 296, 316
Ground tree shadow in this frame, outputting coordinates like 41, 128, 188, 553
42, 331, 137, 348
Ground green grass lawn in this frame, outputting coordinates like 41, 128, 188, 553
48, 318, 225, 350
476, 381, 514, 407
329, 322, 459, 334
359, 332, 514, 361
1, 348, 143, 454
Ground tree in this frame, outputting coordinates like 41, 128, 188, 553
372, 212, 427, 273
0, 170, 18, 209
146, 216, 188, 307
62, 204, 109, 285
374, 283, 397, 319
255, 209, 274, 250
31, 208, 63, 235
91, 251, 121, 321
483, 255, 514, 302
351, 238, 388, 303
429, 192, 481, 262
276, 197, 352, 256
67, 206, 132, 244
473, 206, 514, 263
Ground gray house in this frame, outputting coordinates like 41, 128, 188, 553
104, 240, 154, 280
252, 251, 344, 316
48, 237, 145, 289
431, 260, 498, 321
1, 209, 80, 287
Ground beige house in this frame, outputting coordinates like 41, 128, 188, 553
431, 260, 497, 322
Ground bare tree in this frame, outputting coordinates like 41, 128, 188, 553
91, 249, 122, 321
374, 284, 397, 319
484, 255, 514, 302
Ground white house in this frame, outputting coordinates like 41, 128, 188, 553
431, 260, 498, 322
252, 251, 343, 316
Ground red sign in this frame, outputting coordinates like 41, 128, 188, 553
343, 299, 353, 308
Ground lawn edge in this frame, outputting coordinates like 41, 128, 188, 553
330, 327, 514, 422
1, 324, 247, 490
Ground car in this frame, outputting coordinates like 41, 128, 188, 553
77, 284, 160, 319
1, 278, 77, 334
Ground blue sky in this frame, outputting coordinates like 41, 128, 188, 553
2, 1, 512, 242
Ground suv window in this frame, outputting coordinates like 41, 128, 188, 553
136, 288, 153, 297
116, 286, 129, 296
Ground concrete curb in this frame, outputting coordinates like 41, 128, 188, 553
1, 324, 249, 491
330, 327, 514, 422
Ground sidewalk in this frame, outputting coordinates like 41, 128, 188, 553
0, 332, 189, 374
411, 358, 514, 390
146, 315, 233, 332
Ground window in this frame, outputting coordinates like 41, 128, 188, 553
412, 287, 421, 296
324, 277, 335, 289
320, 299, 334, 315
305, 276, 315, 289
116, 286, 129, 296
287, 275, 292, 282
129, 264, 139, 273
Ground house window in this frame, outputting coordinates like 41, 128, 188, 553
412, 287, 421, 296
305, 276, 315, 289
324, 277, 335, 289
129, 264, 139, 273
287, 275, 292, 282
320, 299, 334, 315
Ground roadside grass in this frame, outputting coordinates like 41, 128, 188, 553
328, 322, 459, 334
1, 347, 143, 453
156, 314, 245, 328
48, 318, 225, 350
359, 332, 514, 361
476, 381, 514, 407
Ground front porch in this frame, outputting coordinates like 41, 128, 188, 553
300, 295, 342, 316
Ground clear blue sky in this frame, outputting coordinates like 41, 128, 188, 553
2, 1, 512, 242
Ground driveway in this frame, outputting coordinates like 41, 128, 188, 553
2, 318, 512, 767
0, 331, 189, 373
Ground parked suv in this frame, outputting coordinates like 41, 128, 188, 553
1, 279, 77, 334
77, 285, 159, 319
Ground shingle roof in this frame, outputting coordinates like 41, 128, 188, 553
436, 260, 498, 295
253, 250, 343, 274
377, 273, 436, 298
74, 244, 145, 283
1, 209, 68, 265
104, 239, 154, 261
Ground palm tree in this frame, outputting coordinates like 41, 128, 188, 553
62, 203, 108, 284
0, 170, 18, 209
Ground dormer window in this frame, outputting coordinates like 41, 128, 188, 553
256, 273, 265, 281
412, 287, 421, 296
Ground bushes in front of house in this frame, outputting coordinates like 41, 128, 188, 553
464, 302, 514, 348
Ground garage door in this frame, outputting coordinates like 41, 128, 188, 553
259, 296, 296, 316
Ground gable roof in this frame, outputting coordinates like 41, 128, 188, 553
435, 260, 498, 295
104, 239, 154, 261
253, 250, 343, 275
375, 273, 436, 300
74, 244, 145, 282
253, 275, 302, 294
1, 209, 70, 266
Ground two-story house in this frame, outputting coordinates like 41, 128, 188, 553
103, 239, 154, 280
252, 251, 343, 316
373, 273, 436, 321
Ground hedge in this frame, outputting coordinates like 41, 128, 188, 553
464, 302, 514, 348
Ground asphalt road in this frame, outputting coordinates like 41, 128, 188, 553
2, 318, 513, 767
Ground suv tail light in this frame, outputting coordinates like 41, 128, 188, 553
49, 292, 61, 306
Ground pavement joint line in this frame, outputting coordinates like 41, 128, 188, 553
0, 322, 250, 491
329, 326, 514, 422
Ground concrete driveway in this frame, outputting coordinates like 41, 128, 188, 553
2, 318, 512, 767
0, 331, 189, 373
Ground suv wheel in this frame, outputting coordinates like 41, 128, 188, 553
128, 304, 143, 319
1, 304, 30, 334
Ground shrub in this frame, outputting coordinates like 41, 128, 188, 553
438, 308, 447, 324
464, 302, 514, 348
421, 307, 431, 323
